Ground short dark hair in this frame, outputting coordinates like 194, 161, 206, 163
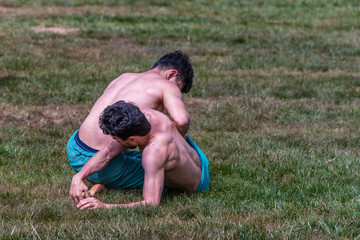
99, 101, 151, 140
152, 50, 194, 93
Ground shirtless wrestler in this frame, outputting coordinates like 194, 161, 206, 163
67, 51, 194, 203
76, 101, 209, 209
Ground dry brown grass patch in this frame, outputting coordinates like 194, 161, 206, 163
31, 26, 79, 35
0, 102, 90, 128
67, 38, 151, 64
223, 68, 360, 78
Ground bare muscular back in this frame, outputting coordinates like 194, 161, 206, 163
79, 71, 175, 149
142, 109, 202, 192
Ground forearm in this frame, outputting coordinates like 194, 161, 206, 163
76, 198, 159, 210
105, 200, 159, 209
105, 200, 145, 209
163, 87, 190, 136
74, 151, 111, 180
70, 154, 110, 202
75, 141, 123, 180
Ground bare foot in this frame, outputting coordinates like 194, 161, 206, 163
89, 184, 106, 196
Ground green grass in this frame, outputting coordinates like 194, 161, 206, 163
1, 0, 360, 239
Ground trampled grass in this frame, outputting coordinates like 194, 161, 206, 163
1, 0, 360, 239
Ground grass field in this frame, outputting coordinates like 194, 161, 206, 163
1, 0, 360, 239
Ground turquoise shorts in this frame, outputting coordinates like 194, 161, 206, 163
66, 130, 209, 192
66, 130, 144, 189
186, 136, 210, 192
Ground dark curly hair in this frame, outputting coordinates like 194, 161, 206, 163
152, 50, 194, 93
99, 101, 151, 140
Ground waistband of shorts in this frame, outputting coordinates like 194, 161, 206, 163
74, 131, 98, 153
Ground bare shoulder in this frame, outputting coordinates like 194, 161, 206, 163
142, 133, 172, 167
147, 132, 171, 151
154, 132, 172, 145
143, 71, 163, 79
143, 72, 174, 86
107, 73, 133, 85
117, 72, 139, 80
106, 72, 141, 89
144, 133, 172, 155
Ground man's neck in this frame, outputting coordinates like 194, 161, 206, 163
149, 68, 167, 79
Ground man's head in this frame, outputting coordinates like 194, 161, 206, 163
152, 50, 194, 93
99, 101, 151, 147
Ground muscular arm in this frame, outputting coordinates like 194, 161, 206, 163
110, 140, 166, 208
163, 84, 190, 136
77, 137, 168, 210
70, 140, 125, 203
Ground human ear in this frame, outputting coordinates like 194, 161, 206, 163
166, 69, 178, 79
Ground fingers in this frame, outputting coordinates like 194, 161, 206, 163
77, 197, 98, 210
84, 190, 90, 198
70, 190, 82, 203
77, 201, 91, 210
69, 183, 89, 204
69, 190, 79, 203
76, 198, 88, 209
70, 190, 87, 204
72, 190, 90, 203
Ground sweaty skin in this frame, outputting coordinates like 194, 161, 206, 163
77, 109, 202, 210
69, 69, 190, 203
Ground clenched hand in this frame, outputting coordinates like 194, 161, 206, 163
69, 175, 90, 203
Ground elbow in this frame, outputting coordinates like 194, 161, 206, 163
174, 114, 190, 130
